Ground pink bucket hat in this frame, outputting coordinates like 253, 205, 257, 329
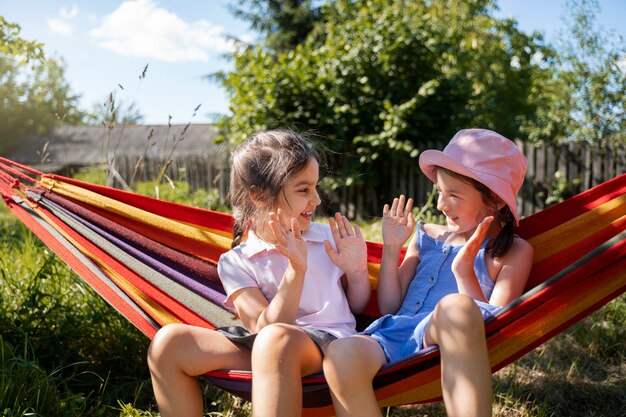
418, 129, 527, 225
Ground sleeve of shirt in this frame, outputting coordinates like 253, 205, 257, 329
217, 249, 259, 307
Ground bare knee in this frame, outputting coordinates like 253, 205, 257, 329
427, 294, 486, 349
433, 294, 483, 329
251, 324, 311, 370
253, 323, 298, 355
324, 338, 358, 377
324, 337, 383, 387
147, 323, 188, 371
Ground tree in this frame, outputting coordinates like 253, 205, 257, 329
0, 16, 44, 63
557, 0, 624, 144
0, 17, 85, 156
229, 0, 324, 51
519, 0, 626, 145
0, 55, 85, 155
217, 0, 553, 214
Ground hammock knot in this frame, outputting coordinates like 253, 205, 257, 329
11, 179, 21, 189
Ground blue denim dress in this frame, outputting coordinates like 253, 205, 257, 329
361, 222, 502, 363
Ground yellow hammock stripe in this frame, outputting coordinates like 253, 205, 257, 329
36, 205, 179, 325
34, 204, 181, 327
528, 193, 626, 263
40, 177, 232, 252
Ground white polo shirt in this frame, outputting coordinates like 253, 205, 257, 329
217, 222, 357, 338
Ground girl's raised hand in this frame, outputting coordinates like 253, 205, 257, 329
268, 209, 308, 272
452, 216, 493, 280
382, 195, 416, 248
325, 213, 367, 276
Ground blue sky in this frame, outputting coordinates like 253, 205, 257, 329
1, 0, 625, 125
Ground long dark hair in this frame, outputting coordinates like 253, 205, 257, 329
437, 167, 515, 258
228, 130, 319, 248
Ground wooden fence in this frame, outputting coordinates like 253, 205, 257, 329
109, 141, 625, 220
109, 154, 230, 199
342, 140, 625, 219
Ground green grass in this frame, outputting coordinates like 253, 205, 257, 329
0, 203, 154, 416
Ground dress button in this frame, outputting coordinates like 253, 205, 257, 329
428, 276, 435, 283
442, 247, 448, 253
416, 301, 421, 307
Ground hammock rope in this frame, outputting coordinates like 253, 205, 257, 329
1, 157, 625, 416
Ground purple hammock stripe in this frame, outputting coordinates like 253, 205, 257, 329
32, 190, 230, 308
35, 187, 224, 286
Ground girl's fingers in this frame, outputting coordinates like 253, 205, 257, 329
341, 215, 354, 236
397, 195, 405, 217
335, 212, 348, 236
390, 197, 399, 217
269, 211, 284, 233
469, 216, 493, 244
404, 198, 414, 218
268, 220, 286, 245
328, 216, 338, 233
276, 208, 288, 230
383, 203, 390, 218
291, 217, 302, 239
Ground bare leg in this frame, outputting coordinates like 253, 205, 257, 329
424, 294, 493, 417
250, 323, 324, 417
147, 323, 252, 417
323, 335, 387, 417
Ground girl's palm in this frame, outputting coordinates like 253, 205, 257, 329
269, 210, 308, 272
383, 196, 416, 247
325, 214, 367, 275
452, 216, 493, 279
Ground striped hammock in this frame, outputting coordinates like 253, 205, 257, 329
1, 156, 625, 416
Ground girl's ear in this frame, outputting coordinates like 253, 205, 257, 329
490, 193, 506, 211
249, 186, 262, 204
249, 186, 270, 208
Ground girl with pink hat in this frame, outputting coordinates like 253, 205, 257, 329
323, 129, 534, 417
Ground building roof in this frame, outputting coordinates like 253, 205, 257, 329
8, 124, 229, 171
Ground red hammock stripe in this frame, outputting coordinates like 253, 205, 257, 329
43, 173, 234, 233
517, 173, 626, 239
34, 201, 215, 331
3, 197, 159, 338
36, 187, 223, 285
526, 212, 626, 288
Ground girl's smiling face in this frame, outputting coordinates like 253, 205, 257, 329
435, 169, 499, 240
274, 157, 321, 232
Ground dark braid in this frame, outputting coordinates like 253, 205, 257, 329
487, 206, 515, 258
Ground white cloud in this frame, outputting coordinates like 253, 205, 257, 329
48, 5, 78, 36
89, 0, 234, 62
48, 17, 73, 35
60, 5, 79, 19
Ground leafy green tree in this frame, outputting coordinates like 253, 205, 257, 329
0, 55, 85, 155
229, 0, 324, 51
217, 0, 553, 213
0, 16, 44, 63
0, 17, 84, 155
520, 0, 626, 145
558, 0, 624, 144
